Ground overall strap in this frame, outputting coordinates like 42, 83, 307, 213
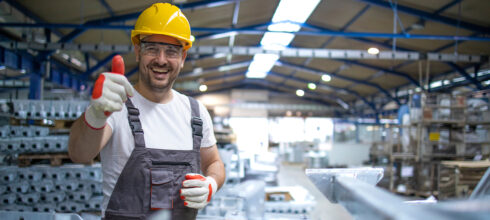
188, 96, 203, 151
125, 98, 145, 148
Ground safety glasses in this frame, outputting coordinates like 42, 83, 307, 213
140, 41, 183, 59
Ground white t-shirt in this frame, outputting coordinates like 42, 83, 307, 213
100, 89, 216, 213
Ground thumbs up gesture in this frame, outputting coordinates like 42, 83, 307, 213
83, 55, 134, 129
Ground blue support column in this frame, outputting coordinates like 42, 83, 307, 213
28, 74, 42, 99
355, 122, 360, 143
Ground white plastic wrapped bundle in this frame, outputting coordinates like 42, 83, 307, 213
46, 169, 65, 181
26, 137, 43, 153
57, 201, 83, 213
32, 180, 55, 193
55, 180, 79, 192
12, 100, 30, 118
34, 202, 57, 212
0, 193, 17, 205
0, 167, 17, 183
20, 192, 40, 205
43, 192, 66, 203
0, 125, 9, 138
8, 181, 30, 194
1, 139, 20, 153
80, 180, 102, 194
0, 204, 33, 212
86, 195, 103, 210
68, 191, 92, 202
23, 169, 43, 182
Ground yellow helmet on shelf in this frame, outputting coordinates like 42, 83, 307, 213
131, 3, 192, 50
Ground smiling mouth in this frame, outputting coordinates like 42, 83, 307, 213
151, 67, 170, 74
150, 67, 171, 80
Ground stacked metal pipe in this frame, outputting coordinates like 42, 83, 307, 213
11, 100, 89, 120
0, 164, 102, 213
0, 125, 69, 154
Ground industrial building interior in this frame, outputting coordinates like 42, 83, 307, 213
0, 0, 489, 219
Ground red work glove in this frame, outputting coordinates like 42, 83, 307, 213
180, 173, 218, 209
83, 55, 134, 129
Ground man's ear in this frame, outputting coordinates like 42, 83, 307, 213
134, 44, 140, 61
181, 50, 187, 68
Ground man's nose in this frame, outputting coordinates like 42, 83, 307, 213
155, 49, 168, 64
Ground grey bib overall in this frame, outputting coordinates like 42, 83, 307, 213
104, 97, 202, 220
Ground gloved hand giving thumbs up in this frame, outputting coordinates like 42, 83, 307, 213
83, 55, 134, 129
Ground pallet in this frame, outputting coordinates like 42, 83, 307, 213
17, 153, 72, 167
9, 117, 76, 129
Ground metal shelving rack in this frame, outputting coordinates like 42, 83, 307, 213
370, 91, 490, 199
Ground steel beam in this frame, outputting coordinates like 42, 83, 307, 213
99, 0, 115, 17
4, 22, 490, 42
126, 66, 138, 78
322, 5, 371, 47
359, 0, 490, 34
339, 59, 420, 87
180, 60, 251, 79
445, 62, 483, 90
266, 71, 376, 111
3, 42, 485, 63
276, 60, 400, 105
83, 53, 117, 78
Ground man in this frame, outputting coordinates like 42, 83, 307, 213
68, 3, 225, 220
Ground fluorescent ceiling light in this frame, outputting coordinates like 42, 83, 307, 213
272, 0, 320, 24
193, 67, 203, 74
367, 47, 380, 55
308, 83, 316, 90
268, 22, 301, 32
199, 84, 208, 92
249, 54, 279, 72
206, 31, 236, 40
247, 0, 320, 79
296, 89, 305, 97
260, 32, 295, 50
336, 98, 349, 109
430, 81, 442, 88
246, 71, 268, 78
218, 62, 250, 72
452, 77, 465, 83
321, 74, 331, 82
477, 69, 490, 76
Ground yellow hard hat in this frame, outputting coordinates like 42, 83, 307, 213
131, 3, 192, 50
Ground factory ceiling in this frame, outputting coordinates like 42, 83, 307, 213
0, 0, 489, 117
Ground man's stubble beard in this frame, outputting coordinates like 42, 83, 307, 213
138, 59, 179, 93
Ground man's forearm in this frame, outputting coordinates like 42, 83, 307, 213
203, 159, 225, 189
68, 116, 110, 164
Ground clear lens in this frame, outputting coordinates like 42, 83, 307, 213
141, 41, 182, 58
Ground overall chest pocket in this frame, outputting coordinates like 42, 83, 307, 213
150, 161, 192, 210
150, 169, 174, 210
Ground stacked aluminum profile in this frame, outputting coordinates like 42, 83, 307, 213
0, 125, 69, 154
11, 100, 89, 120
0, 164, 102, 213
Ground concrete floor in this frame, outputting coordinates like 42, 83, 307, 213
277, 163, 352, 220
